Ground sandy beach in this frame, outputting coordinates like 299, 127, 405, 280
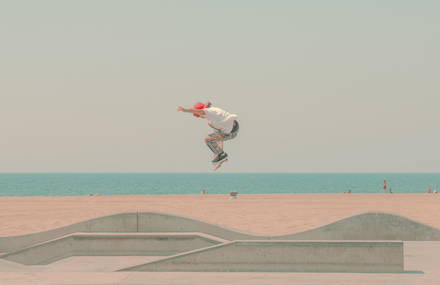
1, 193, 440, 237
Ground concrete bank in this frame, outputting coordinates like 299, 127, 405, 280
1, 212, 440, 253
2, 233, 225, 265
122, 240, 404, 273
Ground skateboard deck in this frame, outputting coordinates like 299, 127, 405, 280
213, 158, 228, 171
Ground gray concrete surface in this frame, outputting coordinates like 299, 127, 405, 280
0, 213, 138, 252
277, 212, 440, 241
137, 212, 260, 240
2, 212, 440, 253
0, 242, 438, 285
44, 256, 165, 272
122, 240, 404, 273
0, 212, 257, 252
0, 256, 163, 272
2, 233, 225, 265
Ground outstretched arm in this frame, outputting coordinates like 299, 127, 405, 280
177, 106, 205, 116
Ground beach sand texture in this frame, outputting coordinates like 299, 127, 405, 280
1, 194, 440, 237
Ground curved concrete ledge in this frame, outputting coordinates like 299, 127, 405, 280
0, 212, 260, 252
2, 233, 225, 265
276, 212, 440, 241
0, 213, 138, 252
1, 212, 440, 253
137, 212, 264, 240
120, 240, 404, 273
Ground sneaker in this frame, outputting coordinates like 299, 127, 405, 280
211, 152, 221, 163
212, 152, 228, 163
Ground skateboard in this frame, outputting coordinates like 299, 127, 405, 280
213, 158, 228, 171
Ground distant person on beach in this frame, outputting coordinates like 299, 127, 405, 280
230, 191, 238, 199
389, 187, 392, 194
383, 180, 387, 193
427, 187, 432, 193
177, 102, 239, 170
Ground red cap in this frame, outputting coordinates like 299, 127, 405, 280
193, 102, 210, 117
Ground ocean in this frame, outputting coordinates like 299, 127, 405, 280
0, 173, 439, 196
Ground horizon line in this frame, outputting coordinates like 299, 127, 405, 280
0, 172, 439, 175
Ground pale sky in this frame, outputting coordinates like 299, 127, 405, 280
1, 1, 439, 173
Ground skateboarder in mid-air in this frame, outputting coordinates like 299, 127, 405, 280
177, 102, 239, 170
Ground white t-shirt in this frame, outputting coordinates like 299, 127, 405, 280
203, 107, 238, 133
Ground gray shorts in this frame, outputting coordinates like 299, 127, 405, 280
206, 121, 239, 154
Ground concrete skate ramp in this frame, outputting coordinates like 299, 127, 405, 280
1, 233, 225, 265
279, 212, 440, 241
0, 213, 138, 252
137, 212, 261, 240
1, 212, 440, 253
0, 212, 259, 252
121, 240, 404, 273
